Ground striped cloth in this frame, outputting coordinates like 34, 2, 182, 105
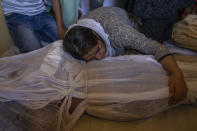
1, 0, 46, 16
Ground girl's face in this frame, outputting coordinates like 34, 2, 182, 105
82, 39, 107, 62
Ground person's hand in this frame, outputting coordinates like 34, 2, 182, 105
159, 55, 188, 106
168, 72, 188, 106
57, 26, 67, 40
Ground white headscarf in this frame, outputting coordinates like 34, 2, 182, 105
66, 19, 116, 57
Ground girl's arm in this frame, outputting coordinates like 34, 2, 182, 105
160, 55, 188, 105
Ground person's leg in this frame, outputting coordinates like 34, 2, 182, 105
35, 11, 59, 45
90, 0, 104, 10
60, 0, 80, 27
5, 13, 43, 53
103, 0, 116, 7
115, 0, 129, 8
80, 0, 90, 16
141, 19, 174, 42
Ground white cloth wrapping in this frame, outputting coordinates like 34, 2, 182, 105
0, 40, 197, 131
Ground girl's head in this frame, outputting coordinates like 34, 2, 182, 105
63, 26, 106, 61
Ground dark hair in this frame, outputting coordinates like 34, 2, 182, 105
63, 26, 102, 60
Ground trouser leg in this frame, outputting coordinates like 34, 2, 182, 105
5, 13, 43, 53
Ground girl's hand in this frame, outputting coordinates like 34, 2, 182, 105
168, 72, 188, 106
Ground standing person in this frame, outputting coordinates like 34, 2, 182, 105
182, 1, 197, 18
60, 0, 80, 28
90, 0, 104, 10
89, 0, 123, 10
1, 0, 59, 53
63, 7, 188, 105
51, 0, 81, 39
125, 0, 195, 42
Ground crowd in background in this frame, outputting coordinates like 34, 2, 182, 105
1, 0, 196, 53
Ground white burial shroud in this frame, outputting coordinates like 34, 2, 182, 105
0, 40, 197, 130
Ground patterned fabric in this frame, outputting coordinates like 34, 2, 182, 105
127, 0, 195, 42
81, 7, 171, 61
1, 0, 46, 16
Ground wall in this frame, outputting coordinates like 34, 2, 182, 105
0, 0, 14, 55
